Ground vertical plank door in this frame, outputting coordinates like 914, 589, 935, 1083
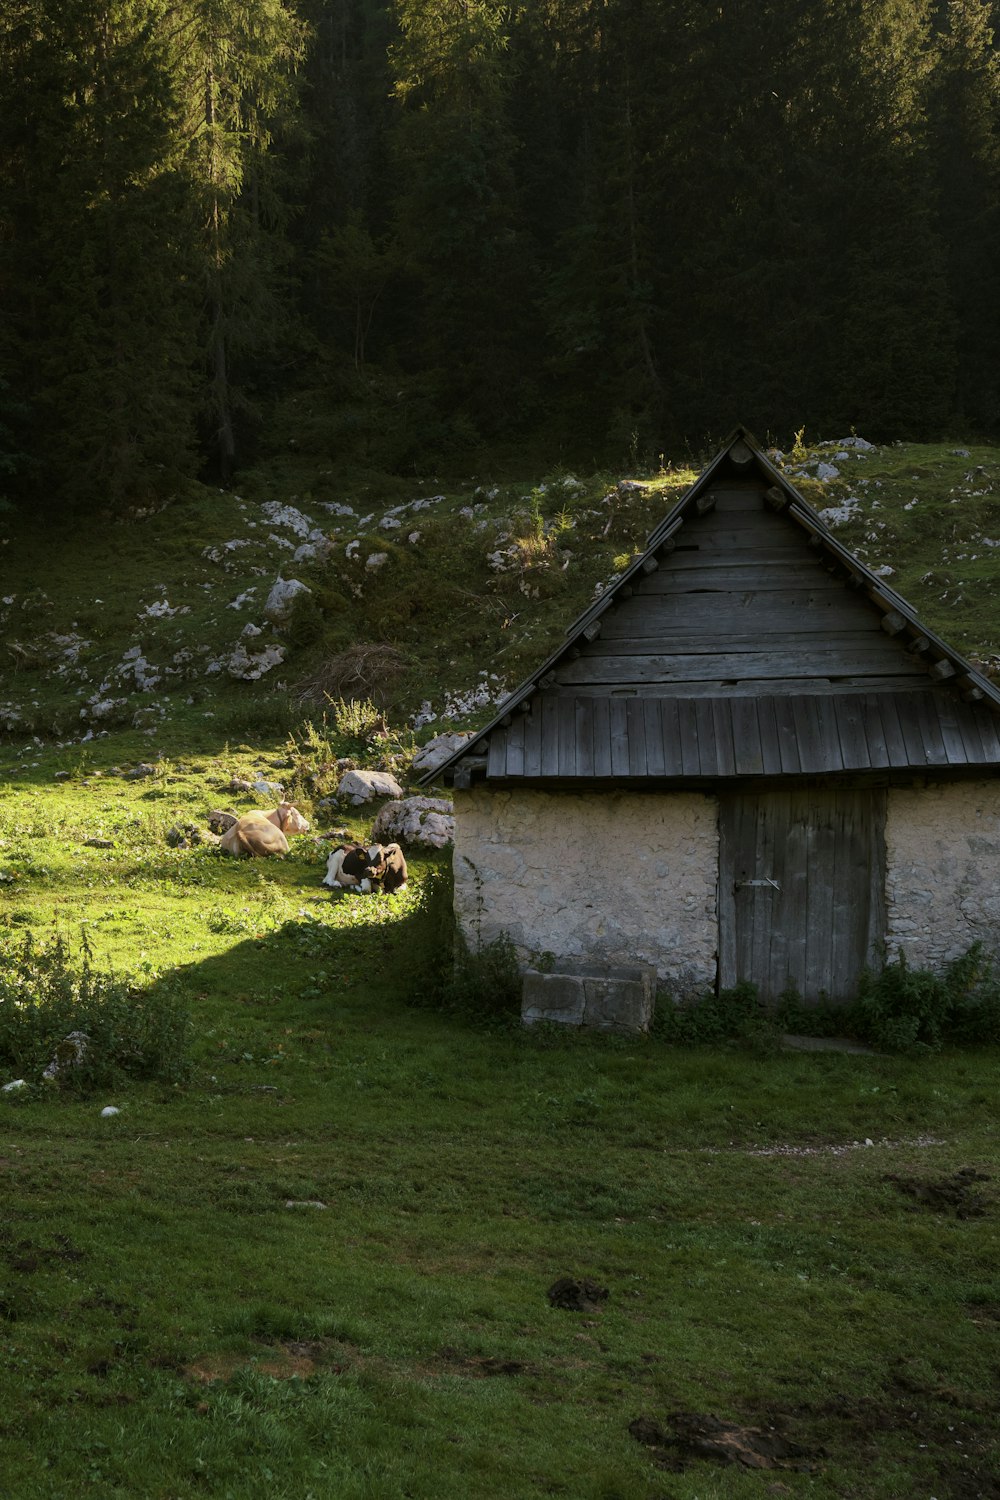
718, 787, 886, 1004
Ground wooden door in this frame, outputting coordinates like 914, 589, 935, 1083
718, 787, 886, 1004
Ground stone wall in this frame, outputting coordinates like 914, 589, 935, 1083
885, 779, 1000, 968
452, 787, 719, 999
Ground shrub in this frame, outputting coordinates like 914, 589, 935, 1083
852, 943, 1000, 1052
441, 930, 523, 1021
654, 981, 764, 1046
0, 932, 191, 1091
403, 866, 521, 1022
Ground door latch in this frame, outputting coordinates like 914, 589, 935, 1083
734, 877, 781, 891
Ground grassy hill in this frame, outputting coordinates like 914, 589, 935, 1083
1, 436, 999, 1499
3, 434, 999, 766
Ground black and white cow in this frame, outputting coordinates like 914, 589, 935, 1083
322, 841, 408, 894
373, 842, 408, 894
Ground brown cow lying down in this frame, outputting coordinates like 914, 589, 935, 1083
219, 802, 310, 858
323, 841, 408, 894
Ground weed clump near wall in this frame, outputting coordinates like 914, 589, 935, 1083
656, 944, 1000, 1053
402, 866, 522, 1022
0, 933, 191, 1091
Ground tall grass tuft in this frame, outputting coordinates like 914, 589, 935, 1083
0, 931, 191, 1090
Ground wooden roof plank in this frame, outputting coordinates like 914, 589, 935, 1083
557, 696, 578, 776
575, 697, 594, 777
732, 696, 765, 775
829, 696, 857, 768
487, 729, 507, 778
503, 713, 525, 777
591, 697, 612, 777
858, 693, 891, 769
973, 703, 1000, 761
627, 697, 649, 776
522, 704, 543, 777
934, 692, 971, 766
913, 691, 949, 766
610, 698, 631, 776
678, 698, 703, 776
694, 697, 720, 776
641, 697, 664, 776
712, 697, 737, 776
756, 695, 783, 775
791, 697, 828, 773
658, 697, 682, 776
896, 697, 932, 767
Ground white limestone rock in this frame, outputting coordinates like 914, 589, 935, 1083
371, 796, 455, 849
412, 731, 473, 777
227, 643, 286, 680
264, 577, 312, 623
336, 769, 404, 805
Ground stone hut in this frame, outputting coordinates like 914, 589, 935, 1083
420, 428, 1000, 1008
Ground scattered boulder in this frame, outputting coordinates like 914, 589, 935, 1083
336, 769, 404, 805
253, 776, 284, 798
166, 823, 207, 848
83, 837, 114, 849
207, 810, 238, 835
123, 762, 158, 780
264, 577, 312, 623
371, 796, 454, 849
43, 1031, 89, 1083
412, 730, 472, 777
227, 643, 285, 680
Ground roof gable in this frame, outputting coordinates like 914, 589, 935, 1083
423, 427, 1000, 786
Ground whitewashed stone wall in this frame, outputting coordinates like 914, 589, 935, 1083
885, 779, 1000, 968
452, 787, 719, 999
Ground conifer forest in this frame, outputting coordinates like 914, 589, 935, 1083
2, 0, 1000, 512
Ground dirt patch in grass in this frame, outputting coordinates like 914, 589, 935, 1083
785, 1383, 1000, 1499
436, 1346, 532, 1378
183, 1352, 308, 1384
629, 1411, 821, 1472
184, 1339, 347, 1384
884, 1166, 991, 1218
547, 1276, 609, 1311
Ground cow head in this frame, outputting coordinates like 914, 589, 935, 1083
274, 801, 310, 834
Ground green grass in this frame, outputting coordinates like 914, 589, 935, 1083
1, 735, 998, 1499
1, 437, 999, 1495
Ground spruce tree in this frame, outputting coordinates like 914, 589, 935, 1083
0, 0, 200, 511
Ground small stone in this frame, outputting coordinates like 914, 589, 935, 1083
2, 1079, 27, 1093
100, 1106, 121, 1118
284, 1200, 328, 1210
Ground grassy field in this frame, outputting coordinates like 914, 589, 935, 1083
1, 436, 999, 1497
1, 735, 998, 1499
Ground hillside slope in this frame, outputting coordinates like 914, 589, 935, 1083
2, 437, 999, 761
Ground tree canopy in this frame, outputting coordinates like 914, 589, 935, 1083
2, 0, 999, 508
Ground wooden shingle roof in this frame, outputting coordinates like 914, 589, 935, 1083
422, 427, 1000, 788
